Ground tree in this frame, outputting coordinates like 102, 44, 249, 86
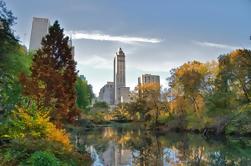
170, 61, 208, 113
213, 49, 251, 107
0, 1, 32, 114
75, 77, 91, 110
229, 49, 251, 102
0, 0, 17, 55
138, 83, 163, 127
206, 54, 237, 114
204, 49, 251, 134
20, 21, 79, 125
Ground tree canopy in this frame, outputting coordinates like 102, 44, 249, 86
20, 21, 79, 125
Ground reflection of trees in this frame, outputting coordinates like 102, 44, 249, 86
128, 134, 163, 166
77, 128, 251, 165
78, 129, 110, 154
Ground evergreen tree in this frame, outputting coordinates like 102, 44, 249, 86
20, 21, 79, 125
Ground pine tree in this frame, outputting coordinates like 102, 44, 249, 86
20, 21, 79, 126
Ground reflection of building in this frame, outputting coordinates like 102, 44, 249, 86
29, 17, 50, 51
115, 146, 132, 166
114, 48, 130, 104
102, 142, 132, 166
99, 82, 115, 105
102, 141, 115, 166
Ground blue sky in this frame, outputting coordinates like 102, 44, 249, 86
7, 0, 251, 95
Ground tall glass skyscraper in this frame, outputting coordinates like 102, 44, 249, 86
29, 17, 50, 51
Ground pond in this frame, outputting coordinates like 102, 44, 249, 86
76, 127, 251, 166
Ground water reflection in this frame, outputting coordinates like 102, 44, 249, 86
79, 127, 251, 166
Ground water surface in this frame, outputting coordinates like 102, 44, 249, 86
77, 127, 251, 166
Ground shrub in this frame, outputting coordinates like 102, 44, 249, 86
21, 151, 60, 166
0, 138, 92, 166
0, 106, 72, 150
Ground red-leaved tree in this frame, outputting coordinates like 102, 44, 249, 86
20, 21, 79, 126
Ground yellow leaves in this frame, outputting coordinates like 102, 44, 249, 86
45, 124, 72, 151
12, 107, 73, 151
103, 127, 117, 139
176, 61, 208, 78
103, 128, 133, 145
117, 132, 132, 145
138, 82, 160, 92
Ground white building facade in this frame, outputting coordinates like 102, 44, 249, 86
99, 82, 115, 105
29, 17, 50, 51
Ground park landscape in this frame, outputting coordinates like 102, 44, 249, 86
0, 0, 251, 166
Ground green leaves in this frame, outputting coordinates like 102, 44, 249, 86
21, 151, 60, 166
0, 0, 17, 55
75, 77, 93, 110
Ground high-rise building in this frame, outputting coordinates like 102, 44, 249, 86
138, 74, 160, 96
99, 82, 115, 105
68, 38, 75, 58
114, 48, 130, 104
29, 17, 50, 51
138, 74, 160, 85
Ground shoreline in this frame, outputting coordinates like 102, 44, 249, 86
76, 121, 251, 138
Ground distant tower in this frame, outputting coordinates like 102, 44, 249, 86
114, 48, 126, 104
68, 38, 75, 59
29, 17, 50, 51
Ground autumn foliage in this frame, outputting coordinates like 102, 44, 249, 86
20, 21, 79, 125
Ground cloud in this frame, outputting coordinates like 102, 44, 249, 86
66, 31, 161, 44
193, 41, 240, 50
76, 55, 112, 69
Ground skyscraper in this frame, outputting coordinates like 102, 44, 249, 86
138, 74, 160, 86
138, 74, 160, 97
29, 17, 50, 51
114, 48, 129, 104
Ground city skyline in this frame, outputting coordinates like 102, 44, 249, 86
6, 0, 251, 95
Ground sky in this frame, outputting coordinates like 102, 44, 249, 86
6, 0, 251, 95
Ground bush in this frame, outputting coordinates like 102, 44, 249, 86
0, 137, 92, 166
22, 151, 60, 166
0, 106, 92, 166
93, 101, 109, 109
0, 106, 72, 150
